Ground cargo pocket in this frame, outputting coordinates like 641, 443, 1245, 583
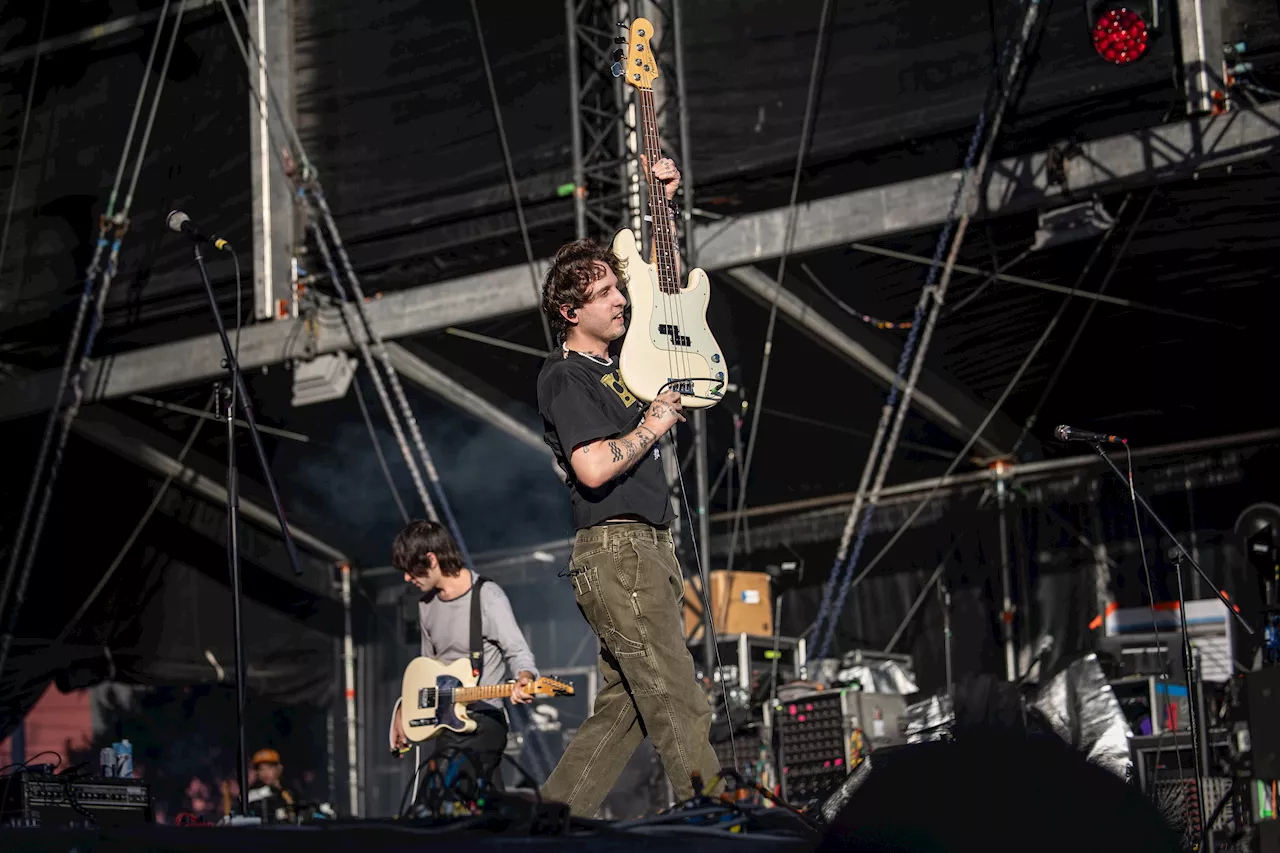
611, 644, 664, 696
568, 545, 614, 640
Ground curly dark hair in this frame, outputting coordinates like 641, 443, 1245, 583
391, 520, 466, 578
540, 238, 627, 342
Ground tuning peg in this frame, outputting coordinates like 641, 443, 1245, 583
617, 20, 629, 29
610, 61, 623, 77
613, 48, 624, 62
614, 36, 627, 44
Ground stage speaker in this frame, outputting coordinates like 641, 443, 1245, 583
684, 570, 772, 640
816, 733, 1184, 853
0, 774, 153, 829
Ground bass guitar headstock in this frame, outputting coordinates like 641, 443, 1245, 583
531, 676, 576, 697
612, 18, 659, 91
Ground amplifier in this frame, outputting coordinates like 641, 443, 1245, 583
1130, 730, 1231, 792
700, 633, 806, 695
1110, 675, 1192, 734
766, 689, 851, 808
0, 773, 153, 829
845, 692, 908, 749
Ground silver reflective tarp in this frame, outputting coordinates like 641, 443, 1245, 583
812, 650, 919, 695
903, 693, 954, 744
1029, 653, 1131, 778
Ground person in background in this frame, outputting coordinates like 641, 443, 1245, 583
245, 748, 296, 822
389, 520, 538, 793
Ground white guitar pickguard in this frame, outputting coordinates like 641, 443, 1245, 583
613, 228, 727, 408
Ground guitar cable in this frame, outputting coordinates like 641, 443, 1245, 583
669, 425, 741, 779
656, 378, 726, 404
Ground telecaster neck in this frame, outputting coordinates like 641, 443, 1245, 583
453, 684, 514, 704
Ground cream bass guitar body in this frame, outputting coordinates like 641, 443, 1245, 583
614, 18, 727, 409
398, 656, 573, 743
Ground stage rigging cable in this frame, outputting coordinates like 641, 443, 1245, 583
815, 171, 1158, 661
217, 0, 473, 560
352, 373, 411, 526
0, 0, 190, 682
301, 203, 439, 525
468, 0, 554, 352
1008, 189, 1156, 457
811, 0, 1049, 661
0, 0, 50, 292
720, 0, 836, 624
51, 390, 217, 648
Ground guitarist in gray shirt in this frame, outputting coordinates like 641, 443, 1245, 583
390, 520, 538, 792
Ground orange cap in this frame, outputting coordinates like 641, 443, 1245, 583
252, 748, 281, 766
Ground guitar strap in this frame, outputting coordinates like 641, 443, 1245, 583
469, 575, 487, 679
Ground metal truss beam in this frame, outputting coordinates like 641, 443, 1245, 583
693, 99, 1280, 270
383, 342, 557, 470
707, 426, 1280, 525
722, 266, 1016, 457
3, 102, 1279, 421
72, 406, 350, 565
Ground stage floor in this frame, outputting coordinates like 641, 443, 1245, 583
0, 821, 819, 853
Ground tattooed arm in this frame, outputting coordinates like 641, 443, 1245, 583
569, 390, 685, 489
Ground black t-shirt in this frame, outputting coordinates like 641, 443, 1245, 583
537, 349, 675, 530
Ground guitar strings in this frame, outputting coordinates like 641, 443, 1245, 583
641, 89, 680, 391
637, 89, 677, 391
641, 88, 693, 398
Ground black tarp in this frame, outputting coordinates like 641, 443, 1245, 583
0, 424, 341, 743
773, 443, 1278, 696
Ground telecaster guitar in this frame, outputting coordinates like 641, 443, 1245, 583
614, 18, 726, 409
399, 656, 574, 743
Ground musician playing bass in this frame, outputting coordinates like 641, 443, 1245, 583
535, 158, 723, 816
390, 520, 538, 791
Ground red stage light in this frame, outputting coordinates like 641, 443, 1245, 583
1093, 8, 1148, 65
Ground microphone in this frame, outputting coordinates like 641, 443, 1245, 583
167, 210, 230, 250
1054, 424, 1126, 444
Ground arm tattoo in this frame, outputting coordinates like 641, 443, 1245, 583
609, 442, 623, 463
617, 436, 638, 461
635, 426, 656, 452
648, 402, 669, 420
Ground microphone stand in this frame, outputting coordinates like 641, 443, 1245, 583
1093, 443, 1254, 842
192, 242, 304, 817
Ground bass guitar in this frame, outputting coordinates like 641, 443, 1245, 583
614, 18, 727, 408
398, 656, 574, 743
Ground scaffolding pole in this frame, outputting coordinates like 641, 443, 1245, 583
996, 475, 1017, 682
567, 0, 640, 241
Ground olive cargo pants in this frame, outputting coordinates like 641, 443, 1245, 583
541, 523, 723, 816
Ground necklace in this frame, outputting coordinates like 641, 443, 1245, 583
562, 340, 613, 365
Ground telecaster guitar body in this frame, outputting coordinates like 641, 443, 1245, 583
400, 657, 477, 742
614, 228, 726, 408
399, 657, 574, 744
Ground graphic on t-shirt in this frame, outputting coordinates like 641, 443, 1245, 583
598, 369, 660, 460
599, 370, 637, 410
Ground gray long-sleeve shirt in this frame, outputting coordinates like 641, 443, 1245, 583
418, 573, 538, 711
